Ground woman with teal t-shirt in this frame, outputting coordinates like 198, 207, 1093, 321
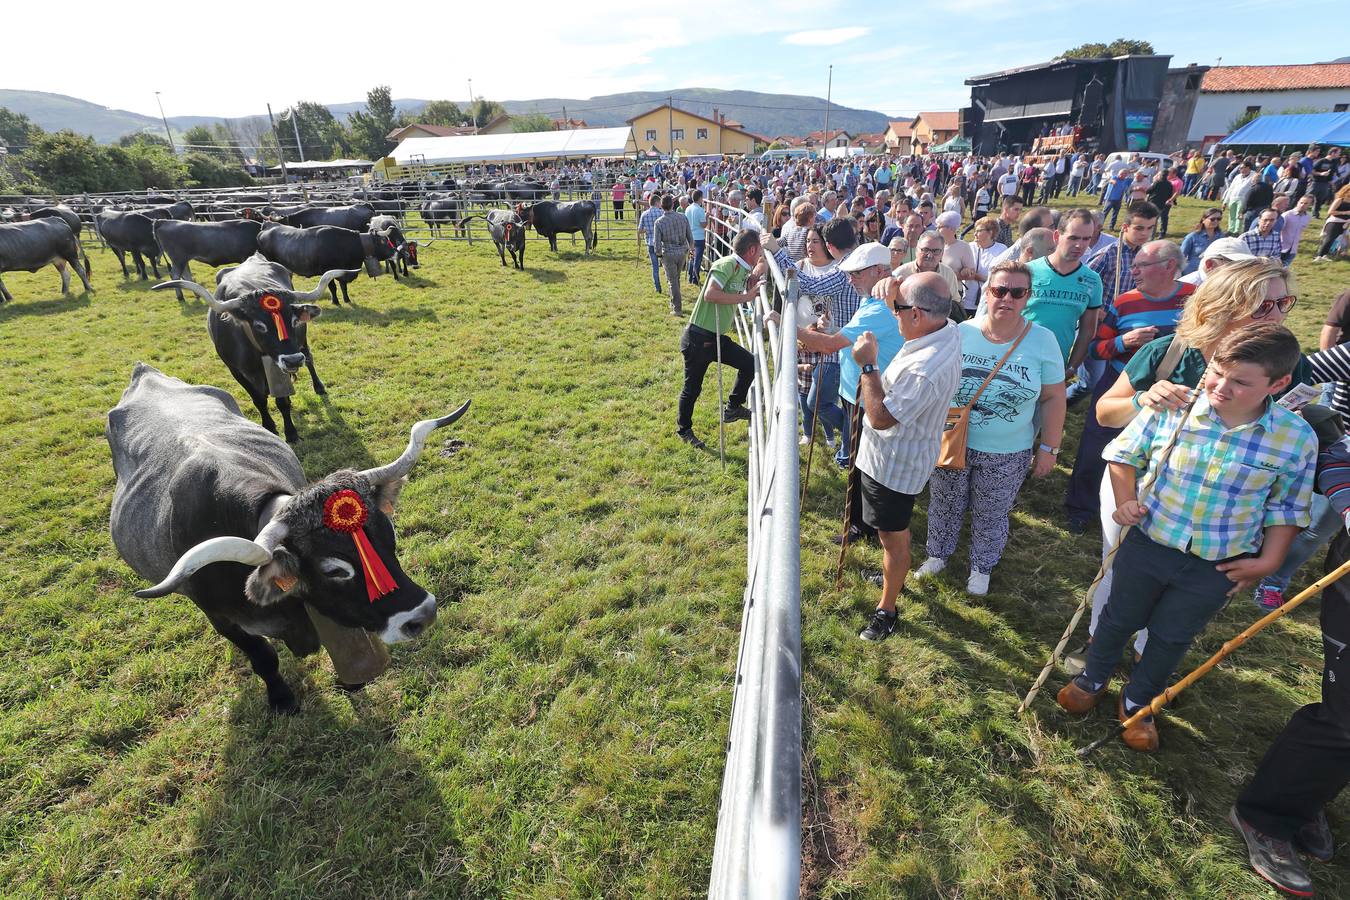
915, 261, 1067, 596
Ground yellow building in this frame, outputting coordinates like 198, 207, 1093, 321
626, 104, 763, 157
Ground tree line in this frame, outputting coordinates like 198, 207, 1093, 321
0, 85, 514, 195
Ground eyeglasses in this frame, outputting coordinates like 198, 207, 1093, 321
892, 303, 915, 316
988, 285, 1029, 299
1253, 295, 1297, 319
918, 247, 942, 255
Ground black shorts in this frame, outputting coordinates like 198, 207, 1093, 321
859, 470, 916, 533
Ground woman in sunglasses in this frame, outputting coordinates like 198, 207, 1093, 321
915, 260, 1067, 596
1180, 207, 1225, 274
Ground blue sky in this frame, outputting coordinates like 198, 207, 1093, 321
6, 0, 1347, 120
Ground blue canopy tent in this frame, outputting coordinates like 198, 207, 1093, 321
1219, 112, 1350, 149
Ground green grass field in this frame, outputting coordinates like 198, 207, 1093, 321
0, 196, 1347, 898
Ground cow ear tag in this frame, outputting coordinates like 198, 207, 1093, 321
272, 573, 299, 592
323, 490, 397, 602
259, 293, 288, 339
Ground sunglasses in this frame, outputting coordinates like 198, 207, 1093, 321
988, 285, 1029, 300
1253, 295, 1297, 319
892, 303, 915, 316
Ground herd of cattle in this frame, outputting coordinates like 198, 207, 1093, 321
1, 176, 612, 711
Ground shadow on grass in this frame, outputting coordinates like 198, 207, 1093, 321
189, 684, 465, 896
331, 304, 439, 326
0, 292, 90, 321
527, 269, 566, 284
292, 397, 380, 473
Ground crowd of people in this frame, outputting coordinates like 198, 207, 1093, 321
628, 143, 1350, 896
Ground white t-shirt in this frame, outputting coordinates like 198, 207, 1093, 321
998, 173, 1019, 196
965, 240, 1008, 310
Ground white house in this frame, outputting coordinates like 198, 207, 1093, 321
1186, 63, 1350, 142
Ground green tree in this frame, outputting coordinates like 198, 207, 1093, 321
420, 100, 465, 127
0, 107, 42, 150
286, 102, 349, 160
182, 125, 228, 158
123, 137, 189, 189
1060, 38, 1155, 58
511, 112, 553, 133
117, 131, 171, 149
467, 97, 506, 129
184, 152, 252, 188
347, 85, 406, 160
1229, 108, 1262, 132
25, 131, 120, 193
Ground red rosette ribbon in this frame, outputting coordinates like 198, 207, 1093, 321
322, 489, 397, 602
259, 293, 289, 340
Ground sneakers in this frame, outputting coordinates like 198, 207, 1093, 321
1062, 641, 1090, 677
1230, 805, 1315, 896
860, 568, 885, 587
799, 434, 811, 446
967, 570, 991, 596
1296, 810, 1335, 863
1256, 586, 1287, 611
676, 428, 706, 450
914, 557, 947, 579
722, 404, 752, 422
859, 607, 898, 642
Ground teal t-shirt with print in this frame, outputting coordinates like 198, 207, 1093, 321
954, 319, 1065, 453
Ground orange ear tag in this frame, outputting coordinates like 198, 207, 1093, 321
272, 573, 298, 592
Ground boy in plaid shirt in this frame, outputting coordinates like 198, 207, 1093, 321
1058, 324, 1317, 751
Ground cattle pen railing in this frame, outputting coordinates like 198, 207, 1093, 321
702, 200, 803, 899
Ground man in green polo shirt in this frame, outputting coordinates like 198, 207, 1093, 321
676, 229, 765, 448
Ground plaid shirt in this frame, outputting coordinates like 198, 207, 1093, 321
1088, 240, 1139, 303
1104, 395, 1316, 561
774, 248, 862, 334
653, 210, 693, 256
638, 206, 662, 247
1241, 225, 1283, 259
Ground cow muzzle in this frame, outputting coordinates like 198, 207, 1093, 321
278, 352, 306, 373
379, 593, 437, 643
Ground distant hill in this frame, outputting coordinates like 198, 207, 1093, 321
0, 88, 897, 145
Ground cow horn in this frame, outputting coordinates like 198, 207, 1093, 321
414, 240, 436, 248
357, 401, 471, 486
134, 536, 274, 598
295, 269, 360, 302
152, 280, 240, 315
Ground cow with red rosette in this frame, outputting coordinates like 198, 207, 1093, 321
108, 362, 470, 713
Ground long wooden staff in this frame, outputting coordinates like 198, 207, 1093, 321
1077, 556, 1350, 757
833, 399, 865, 590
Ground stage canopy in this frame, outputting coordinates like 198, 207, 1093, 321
932, 136, 972, 153
1220, 112, 1350, 148
390, 127, 636, 165
267, 158, 372, 172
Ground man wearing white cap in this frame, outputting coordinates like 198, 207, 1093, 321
1179, 236, 1255, 287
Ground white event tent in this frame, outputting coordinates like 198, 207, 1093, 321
390, 127, 636, 165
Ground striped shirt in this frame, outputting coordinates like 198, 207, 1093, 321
638, 205, 662, 247
1090, 282, 1194, 372
774, 248, 863, 342
1241, 225, 1283, 259
1104, 395, 1316, 561
653, 210, 692, 256
856, 321, 963, 495
1087, 240, 1140, 301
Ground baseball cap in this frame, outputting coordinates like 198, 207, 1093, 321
838, 242, 892, 272
1202, 236, 1255, 261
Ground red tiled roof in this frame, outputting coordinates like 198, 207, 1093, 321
805, 129, 850, 142
1202, 64, 1350, 93
917, 111, 959, 131
887, 120, 912, 137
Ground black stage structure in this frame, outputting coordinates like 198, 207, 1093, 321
963, 55, 1173, 155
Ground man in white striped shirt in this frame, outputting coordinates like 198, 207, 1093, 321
853, 272, 963, 641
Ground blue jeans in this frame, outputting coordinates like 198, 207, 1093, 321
1085, 528, 1239, 709
647, 245, 660, 290
800, 361, 843, 443
688, 239, 705, 283
1258, 493, 1340, 597
836, 398, 855, 468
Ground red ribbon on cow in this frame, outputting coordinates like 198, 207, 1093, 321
322, 489, 398, 602
259, 294, 288, 340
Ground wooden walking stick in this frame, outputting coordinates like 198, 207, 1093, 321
1017, 345, 1202, 714
833, 399, 865, 591
1077, 555, 1350, 757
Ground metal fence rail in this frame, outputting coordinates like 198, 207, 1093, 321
703, 201, 802, 899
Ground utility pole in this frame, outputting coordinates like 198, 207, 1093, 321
266, 103, 290, 183
562, 104, 568, 130
822, 65, 832, 160
469, 78, 477, 134
668, 95, 674, 159
281, 107, 305, 162
155, 92, 176, 153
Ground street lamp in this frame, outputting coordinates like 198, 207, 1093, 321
155, 92, 176, 153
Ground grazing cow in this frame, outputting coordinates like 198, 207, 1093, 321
281, 203, 376, 232
108, 363, 469, 712
421, 196, 466, 237
256, 223, 396, 305
369, 215, 427, 277
153, 218, 264, 301
515, 200, 597, 253
97, 210, 164, 279
155, 253, 350, 442
460, 210, 525, 269
0, 217, 94, 302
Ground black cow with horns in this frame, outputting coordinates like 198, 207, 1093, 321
256, 223, 396, 305
108, 363, 470, 712
460, 210, 526, 269
515, 200, 598, 253
0, 217, 94, 302
154, 253, 353, 442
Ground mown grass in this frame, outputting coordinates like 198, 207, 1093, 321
0, 195, 1345, 899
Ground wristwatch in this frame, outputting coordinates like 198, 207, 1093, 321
1039, 443, 1060, 456
861, 364, 878, 375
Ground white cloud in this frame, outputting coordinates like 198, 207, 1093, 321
782, 26, 869, 46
